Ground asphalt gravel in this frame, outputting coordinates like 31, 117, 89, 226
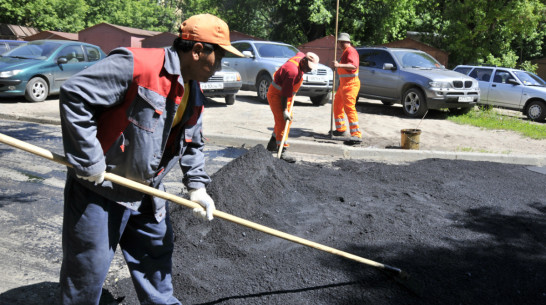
104, 145, 546, 305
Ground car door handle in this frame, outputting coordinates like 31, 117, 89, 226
224, 61, 230, 66
492, 84, 496, 87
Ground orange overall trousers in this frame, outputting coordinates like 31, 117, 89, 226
333, 67, 361, 137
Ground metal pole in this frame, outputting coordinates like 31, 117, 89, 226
330, 0, 340, 138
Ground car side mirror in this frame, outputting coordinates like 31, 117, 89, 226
507, 78, 519, 85
242, 51, 254, 58
57, 57, 68, 64
383, 63, 395, 70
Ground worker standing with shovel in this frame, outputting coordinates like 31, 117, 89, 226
58, 14, 243, 305
266, 52, 320, 163
332, 33, 362, 144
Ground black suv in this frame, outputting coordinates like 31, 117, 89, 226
356, 47, 480, 117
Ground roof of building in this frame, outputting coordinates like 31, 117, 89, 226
79, 23, 161, 37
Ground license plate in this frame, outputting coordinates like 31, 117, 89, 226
306, 75, 326, 82
201, 82, 224, 90
458, 96, 473, 102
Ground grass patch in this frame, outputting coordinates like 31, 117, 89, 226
447, 106, 546, 140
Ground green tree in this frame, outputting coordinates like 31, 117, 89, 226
414, 0, 546, 67
0, 0, 88, 32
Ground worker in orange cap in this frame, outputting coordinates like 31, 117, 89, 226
332, 33, 362, 143
58, 14, 242, 305
266, 51, 320, 162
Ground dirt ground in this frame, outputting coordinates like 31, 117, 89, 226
103, 145, 546, 305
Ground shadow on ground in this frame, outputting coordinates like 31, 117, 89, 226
0, 282, 120, 305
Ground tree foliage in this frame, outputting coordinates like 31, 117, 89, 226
1, 0, 544, 67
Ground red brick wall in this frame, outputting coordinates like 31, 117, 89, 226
79, 25, 147, 54
142, 32, 177, 48
298, 35, 340, 70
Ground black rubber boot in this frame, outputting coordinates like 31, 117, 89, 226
330, 130, 347, 137
266, 135, 277, 152
280, 148, 296, 163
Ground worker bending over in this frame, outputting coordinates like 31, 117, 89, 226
266, 51, 319, 162
58, 14, 243, 305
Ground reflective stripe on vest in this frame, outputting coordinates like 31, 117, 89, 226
271, 54, 305, 95
339, 72, 359, 78
271, 81, 282, 91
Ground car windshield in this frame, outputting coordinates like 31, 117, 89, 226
254, 43, 298, 58
513, 71, 545, 87
392, 50, 443, 69
3, 41, 62, 60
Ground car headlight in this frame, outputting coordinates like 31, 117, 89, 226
429, 81, 451, 89
0, 69, 22, 78
224, 73, 237, 82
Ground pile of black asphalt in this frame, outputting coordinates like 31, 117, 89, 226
105, 145, 546, 305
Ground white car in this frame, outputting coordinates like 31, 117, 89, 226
200, 64, 242, 105
222, 40, 333, 106
454, 65, 546, 122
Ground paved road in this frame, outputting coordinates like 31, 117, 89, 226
1, 91, 545, 165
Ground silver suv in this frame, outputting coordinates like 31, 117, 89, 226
454, 65, 546, 122
222, 40, 333, 106
357, 47, 480, 117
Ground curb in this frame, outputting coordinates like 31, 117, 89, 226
2, 113, 545, 166
205, 134, 546, 166
0, 113, 61, 126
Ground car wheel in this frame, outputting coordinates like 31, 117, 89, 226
256, 74, 272, 103
25, 77, 48, 103
402, 88, 428, 118
526, 100, 546, 122
381, 100, 394, 106
310, 93, 331, 106
225, 94, 235, 105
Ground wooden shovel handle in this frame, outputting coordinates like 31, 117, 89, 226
277, 96, 295, 158
0, 132, 402, 274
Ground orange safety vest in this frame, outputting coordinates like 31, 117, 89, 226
337, 48, 359, 78
270, 54, 305, 96
337, 65, 359, 78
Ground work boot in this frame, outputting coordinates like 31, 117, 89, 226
345, 135, 362, 146
266, 135, 277, 152
350, 135, 362, 143
280, 148, 296, 163
330, 130, 348, 137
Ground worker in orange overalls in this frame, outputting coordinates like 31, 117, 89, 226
332, 33, 362, 143
266, 51, 319, 162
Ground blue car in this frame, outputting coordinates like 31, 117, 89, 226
0, 40, 106, 102
0, 40, 27, 55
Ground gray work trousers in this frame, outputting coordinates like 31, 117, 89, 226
60, 177, 181, 305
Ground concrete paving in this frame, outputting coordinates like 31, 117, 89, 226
0, 91, 545, 166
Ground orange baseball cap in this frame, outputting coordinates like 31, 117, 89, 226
180, 14, 244, 57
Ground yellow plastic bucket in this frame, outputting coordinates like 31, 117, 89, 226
400, 129, 421, 150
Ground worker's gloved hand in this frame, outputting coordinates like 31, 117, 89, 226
76, 171, 105, 185
189, 188, 215, 221
283, 109, 292, 121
